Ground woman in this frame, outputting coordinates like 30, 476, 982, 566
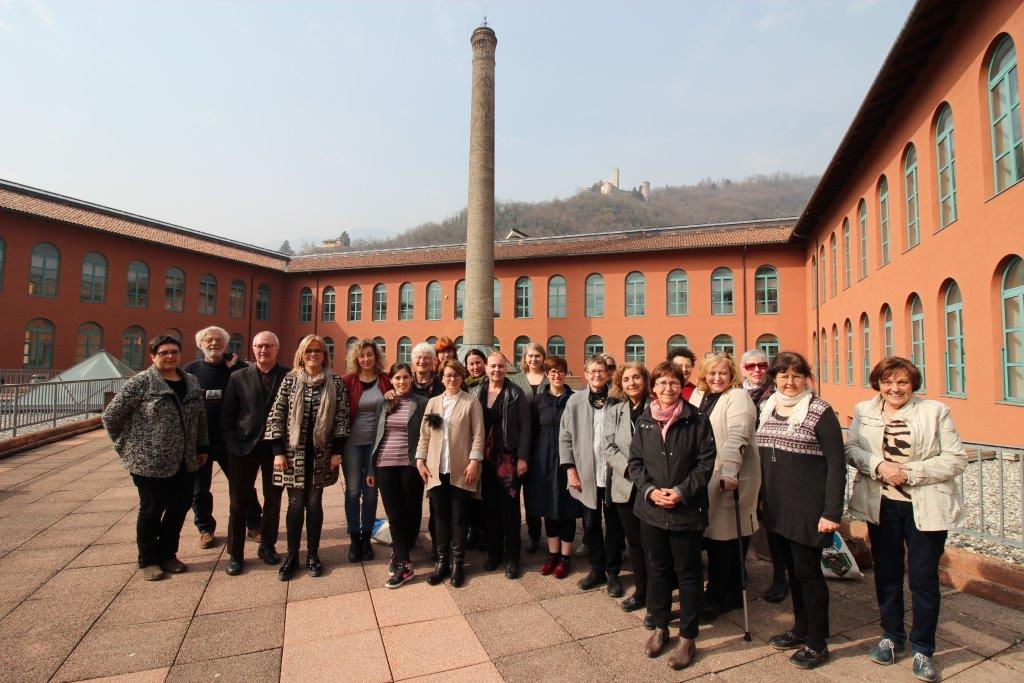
265, 334, 350, 581
462, 346, 489, 549
416, 360, 485, 587
605, 362, 652, 621
103, 334, 209, 581
667, 347, 697, 402
472, 352, 531, 579
515, 342, 550, 396
411, 343, 444, 398
756, 351, 845, 670
463, 348, 488, 390
628, 362, 716, 670
524, 356, 581, 578
846, 357, 966, 682
434, 337, 456, 372
689, 352, 760, 622
367, 363, 427, 588
341, 339, 393, 562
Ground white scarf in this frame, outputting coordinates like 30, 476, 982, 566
759, 389, 813, 434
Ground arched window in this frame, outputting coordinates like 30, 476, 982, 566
493, 278, 502, 319
845, 319, 854, 384
454, 336, 463, 349
711, 267, 734, 315
513, 336, 530, 365
397, 337, 412, 363
909, 294, 926, 390
23, 318, 55, 368
711, 334, 734, 356
0, 236, 5, 290
755, 265, 779, 314
832, 324, 840, 383
1001, 256, 1024, 401
584, 335, 604, 359
811, 255, 818, 308
944, 281, 966, 396
904, 145, 921, 248
756, 334, 780, 363
80, 251, 107, 303
348, 285, 362, 322
860, 314, 871, 387
829, 233, 838, 296
29, 243, 60, 297
667, 269, 688, 316
989, 36, 1023, 192
373, 336, 387, 359
373, 284, 387, 321
813, 331, 819, 379
625, 272, 646, 317
882, 304, 894, 358
164, 267, 185, 312
399, 283, 414, 320
548, 275, 567, 318
345, 336, 358, 352
842, 219, 851, 288
162, 328, 183, 342
934, 105, 958, 228
228, 333, 244, 358
858, 200, 869, 278
298, 287, 313, 323
426, 336, 437, 346
75, 322, 103, 362
323, 336, 335, 367
321, 286, 336, 322
229, 280, 246, 319
492, 336, 501, 350
821, 327, 829, 382
256, 284, 271, 321
198, 274, 217, 315
427, 281, 443, 320
122, 326, 146, 371
126, 260, 149, 308
878, 177, 891, 265
547, 335, 566, 357
514, 277, 532, 318
585, 274, 605, 317
624, 335, 646, 364
818, 246, 827, 303
667, 335, 688, 354
454, 280, 465, 320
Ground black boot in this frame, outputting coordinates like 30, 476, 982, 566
306, 551, 323, 577
450, 539, 466, 588
361, 532, 374, 561
426, 549, 451, 586
278, 553, 299, 581
347, 534, 362, 563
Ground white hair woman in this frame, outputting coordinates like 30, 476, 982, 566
411, 342, 444, 398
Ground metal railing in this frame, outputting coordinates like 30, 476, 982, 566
953, 442, 1023, 550
0, 369, 59, 385
0, 377, 130, 440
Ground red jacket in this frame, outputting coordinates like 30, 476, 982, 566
342, 372, 393, 418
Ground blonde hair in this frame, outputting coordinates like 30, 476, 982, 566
293, 334, 329, 373
345, 338, 385, 375
610, 362, 650, 401
695, 352, 741, 393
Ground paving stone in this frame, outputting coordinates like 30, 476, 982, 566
284, 591, 378, 645
1, 593, 110, 640
719, 649, 829, 680
196, 565, 288, 615
49, 511, 128, 531
75, 666, 170, 682
0, 569, 54, 602
402, 661, 503, 682
91, 522, 139, 545
54, 617, 190, 682
33, 562, 137, 601
494, 641, 608, 682
540, 589, 639, 640
446, 566, 535, 614
279, 558, 367, 601
100, 572, 209, 626
280, 628, 390, 682
0, 545, 82, 573
833, 624, 985, 681
943, 592, 1024, 635
938, 606, 1023, 657
467, 602, 572, 659
992, 639, 1024, 673
381, 614, 489, 680
20, 523, 110, 549
176, 604, 285, 664
167, 648, 281, 682
947, 658, 1024, 680
517, 560, 591, 601
0, 631, 82, 681
370, 580, 461, 628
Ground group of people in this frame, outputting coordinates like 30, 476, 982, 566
102, 328, 967, 681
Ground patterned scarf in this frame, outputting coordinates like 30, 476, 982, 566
288, 368, 337, 449
759, 389, 813, 433
650, 399, 684, 440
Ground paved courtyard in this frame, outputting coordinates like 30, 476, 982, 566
0, 430, 1021, 682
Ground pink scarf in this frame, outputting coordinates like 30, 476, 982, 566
650, 399, 683, 440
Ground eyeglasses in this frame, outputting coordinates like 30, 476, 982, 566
743, 362, 768, 371
654, 379, 682, 388
154, 349, 180, 357
303, 348, 324, 355
201, 338, 223, 345
547, 369, 567, 376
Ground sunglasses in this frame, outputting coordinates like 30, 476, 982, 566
743, 362, 768, 371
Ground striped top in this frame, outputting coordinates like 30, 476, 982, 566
881, 418, 912, 502
376, 398, 412, 468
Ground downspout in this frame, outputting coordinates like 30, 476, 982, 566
313, 275, 321, 336
812, 236, 822, 399
247, 272, 256, 362
741, 246, 749, 352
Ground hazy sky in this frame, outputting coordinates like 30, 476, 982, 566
0, 0, 915, 249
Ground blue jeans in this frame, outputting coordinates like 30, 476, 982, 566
343, 442, 378, 535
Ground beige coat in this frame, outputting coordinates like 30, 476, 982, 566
690, 387, 760, 540
415, 391, 485, 495
845, 395, 967, 531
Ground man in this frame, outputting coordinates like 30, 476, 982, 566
560, 355, 625, 597
668, 346, 697, 402
220, 331, 289, 574
183, 326, 258, 548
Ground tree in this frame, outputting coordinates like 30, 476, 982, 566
339, 231, 351, 247
279, 240, 294, 255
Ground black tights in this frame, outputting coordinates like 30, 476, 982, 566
286, 485, 324, 554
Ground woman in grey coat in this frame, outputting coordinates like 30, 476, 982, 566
103, 334, 209, 581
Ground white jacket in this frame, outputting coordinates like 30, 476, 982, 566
845, 395, 967, 531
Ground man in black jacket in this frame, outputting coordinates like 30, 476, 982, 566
220, 331, 289, 574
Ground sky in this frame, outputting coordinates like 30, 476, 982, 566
0, 0, 916, 250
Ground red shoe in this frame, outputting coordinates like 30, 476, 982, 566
553, 556, 570, 579
539, 554, 559, 576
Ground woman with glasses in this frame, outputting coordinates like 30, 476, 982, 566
667, 347, 697, 401
265, 334, 350, 580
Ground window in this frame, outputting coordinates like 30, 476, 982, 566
454, 336, 463, 349
821, 328, 829, 382
346, 337, 358, 352
988, 36, 1023, 193
514, 336, 530, 365
832, 325, 839, 383
321, 286, 336, 322
493, 279, 502, 319
813, 331, 820, 379
373, 284, 387, 321
0, 236, 5, 290
625, 335, 646, 363
198, 274, 217, 315
860, 314, 871, 387
373, 336, 386, 359
427, 281, 442, 320
514, 277, 532, 318
819, 246, 827, 303
548, 275, 567, 318
454, 280, 465, 320
229, 280, 245, 319
426, 336, 437, 345
756, 334, 779, 363
754, 265, 779, 314
397, 337, 412, 362
75, 322, 103, 362
841, 220, 851, 288
711, 334, 734, 356
882, 304, 894, 358
904, 145, 920, 248
228, 333, 244, 358
547, 335, 566, 357
585, 274, 604, 317
165, 267, 185, 312
29, 243, 60, 297
829, 233, 838, 296
845, 320, 854, 384
492, 336, 501, 351
124, 260, 149, 308
1002, 256, 1024, 401
811, 256, 818, 308
858, 200, 869, 278
625, 271, 646, 316
667, 335, 688, 354
80, 252, 107, 303
256, 284, 271, 321
878, 177, 891, 265
935, 106, 958, 228
711, 267, 734, 315
667, 269, 688, 316
122, 326, 146, 371
323, 336, 335, 367
584, 335, 604, 359
23, 318, 55, 368
162, 328, 183, 342
944, 281, 966, 396
299, 287, 313, 323
348, 285, 362, 322
909, 294, 926, 390
399, 283, 414, 320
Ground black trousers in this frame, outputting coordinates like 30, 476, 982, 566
705, 536, 751, 605
428, 474, 470, 560
643, 524, 703, 638
778, 535, 829, 652
482, 462, 522, 563
285, 484, 324, 554
616, 493, 647, 599
132, 461, 194, 567
193, 449, 261, 534
868, 498, 947, 657
226, 446, 283, 559
377, 465, 424, 564
543, 517, 576, 543
583, 486, 625, 575
526, 514, 542, 541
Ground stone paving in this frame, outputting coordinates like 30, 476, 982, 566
0, 429, 1022, 682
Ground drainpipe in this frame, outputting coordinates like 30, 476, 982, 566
813, 236, 822, 399
313, 276, 321, 336
741, 246, 749, 352
247, 273, 256, 362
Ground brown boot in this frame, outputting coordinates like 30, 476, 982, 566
645, 627, 669, 658
667, 636, 696, 670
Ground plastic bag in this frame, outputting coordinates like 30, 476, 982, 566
821, 531, 863, 579
371, 518, 392, 545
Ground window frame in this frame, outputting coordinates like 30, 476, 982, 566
904, 145, 921, 249
988, 36, 1023, 194
754, 265, 779, 314
944, 282, 966, 396
80, 251, 108, 303
935, 105, 958, 228
256, 284, 271, 321
585, 274, 605, 318
624, 271, 646, 317
373, 284, 387, 321
198, 274, 217, 316
348, 285, 362, 322
548, 275, 567, 318
229, 280, 246, 319
666, 269, 689, 316
910, 294, 927, 391
29, 242, 60, 298
299, 287, 313, 323
514, 277, 532, 319
878, 177, 891, 265
126, 260, 150, 308
427, 281, 443, 321
711, 267, 734, 315
1001, 257, 1024, 402
624, 335, 646, 364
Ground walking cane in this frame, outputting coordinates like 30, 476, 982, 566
732, 485, 752, 641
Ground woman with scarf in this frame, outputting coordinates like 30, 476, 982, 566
411, 343, 444, 399
756, 351, 845, 671
265, 334, 350, 580
463, 348, 488, 390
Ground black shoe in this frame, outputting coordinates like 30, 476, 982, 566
426, 557, 451, 586
577, 569, 607, 591
763, 580, 789, 603
278, 553, 299, 581
643, 613, 656, 630
347, 534, 362, 563
225, 556, 243, 576
361, 532, 374, 561
790, 645, 829, 670
621, 593, 646, 612
768, 630, 806, 651
607, 574, 624, 598
505, 559, 520, 580
525, 535, 540, 554
451, 562, 466, 587
257, 545, 281, 565
306, 552, 323, 577
484, 555, 501, 572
